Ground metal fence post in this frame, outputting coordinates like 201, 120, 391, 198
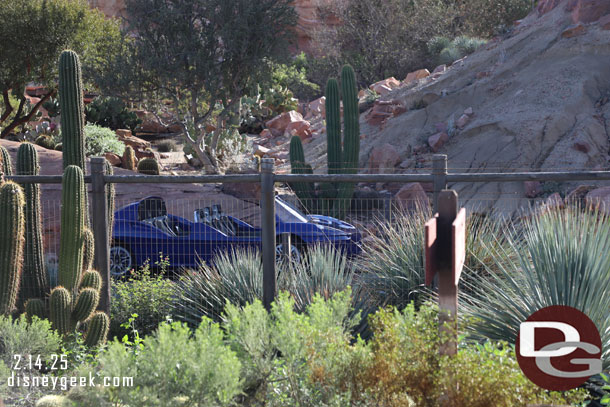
90, 157, 111, 313
432, 154, 448, 213
260, 158, 276, 311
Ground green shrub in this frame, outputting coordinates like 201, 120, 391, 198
426, 36, 452, 56
262, 86, 298, 116
461, 205, 610, 368
156, 138, 178, 152
428, 35, 487, 66
35, 134, 56, 150
459, 0, 533, 36
82, 124, 125, 157
266, 54, 321, 101
85, 96, 141, 132
110, 260, 174, 340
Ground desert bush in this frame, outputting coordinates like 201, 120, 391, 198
428, 35, 487, 66
110, 259, 174, 340
85, 96, 141, 132
156, 138, 178, 152
264, 53, 321, 101
66, 123, 126, 156
461, 205, 610, 368
459, 0, 534, 36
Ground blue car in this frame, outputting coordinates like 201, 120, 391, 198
109, 196, 362, 276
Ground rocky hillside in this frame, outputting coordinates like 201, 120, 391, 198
299, 0, 610, 212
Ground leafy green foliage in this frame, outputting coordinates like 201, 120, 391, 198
85, 96, 141, 132
110, 259, 174, 340
262, 86, 298, 117
461, 206, 610, 368
79, 124, 125, 156
266, 53, 321, 101
427, 36, 487, 66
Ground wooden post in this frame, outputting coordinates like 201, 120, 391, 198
281, 233, 291, 263
437, 190, 458, 355
260, 158, 276, 311
432, 154, 448, 213
90, 157, 111, 313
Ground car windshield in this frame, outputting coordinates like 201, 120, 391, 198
275, 198, 309, 223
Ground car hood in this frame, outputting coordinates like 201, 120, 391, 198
307, 215, 359, 235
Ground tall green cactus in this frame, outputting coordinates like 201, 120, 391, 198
288, 65, 361, 218
58, 165, 86, 294
0, 145, 12, 176
0, 182, 25, 315
122, 145, 137, 171
85, 311, 110, 347
17, 143, 48, 307
49, 286, 72, 334
59, 50, 86, 172
105, 160, 115, 243
81, 228, 94, 275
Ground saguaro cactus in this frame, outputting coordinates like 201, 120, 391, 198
105, 160, 115, 242
59, 50, 86, 172
0, 182, 25, 315
122, 145, 137, 171
289, 65, 361, 218
58, 165, 86, 294
17, 143, 48, 306
0, 145, 13, 176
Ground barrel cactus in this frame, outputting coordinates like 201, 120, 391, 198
59, 50, 86, 172
85, 311, 110, 347
17, 143, 48, 307
122, 145, 137, 171
0, 182, 25, 315
137, 157, 161, 175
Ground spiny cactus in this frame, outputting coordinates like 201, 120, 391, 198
58, 166, 86, 294
0, 182, 25, 315
137, 157, 161, 175
80, 270, 102, 291
81, 228, 94, 275
289, 65, 361, 218
85, 311, 110, 347
49, 286, 72, 334
0, 145, 12, 176
59, 50, 86, 172
72, 287, 99, 322
122, 145, 137, 171
105, 159, 115, 243
25, 298, 45, 320
17, 143, 48, 307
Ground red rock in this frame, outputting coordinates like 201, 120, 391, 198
569, 0, 610, 23
572, 141, 591, 153
104, 152, 122, 167
404, 69, 430, 85
432, 65, 446, 74
265, 110, 304, 134
586, 186, 610, 214
365, 100, 407, 127
134, 148, 159, 160
260, 129, 273, 139
524, 181, 543, 198
428, 132, 449, 152
456, 114, 470, 129
392, 183, 430, 210
159, 153, 170, 159
561, 23, 586, 38
546, 192, 565, 209
537, 0, 562, 14
369, 77, 401, 96
134, 110, 169, 133
368, 143, 401, 173
308, 96, 326, 118
284, 120, 312, 141
115, 129, 151, 150
599, 13, 610, 29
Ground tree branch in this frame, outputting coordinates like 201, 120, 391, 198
0, 90, 13, 124
1, 90, 55, 138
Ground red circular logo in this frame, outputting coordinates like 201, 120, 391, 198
516, 305, 602, 391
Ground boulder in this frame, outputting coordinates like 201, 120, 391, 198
265, 110, 304, 134
561, 23, 586, 38
456, 114, 471, 129
115, 129, 151, 150
524, 181, 543, 198
586, 186, 610, 214
365, 100, 407, 127
253, 145, 271, 157
546, 192, 565, 209
568, 0, 610, 23
134, 110, 169, 134
428, 132, 449, 152
307, 96, 326, 118
104, 152, 122, 167
404, 69, 430, 85
259, 129, 273, 139
432, 65, 447, 74
284, 120, 312, 141
369, 77, 401, 96
565, 185, 595, 204
134, 148, 159, 160
368, 143, 401, 173
392, 183, 430, 210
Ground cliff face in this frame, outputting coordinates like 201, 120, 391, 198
88, 0, 336, 54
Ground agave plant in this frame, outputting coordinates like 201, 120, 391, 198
460, 205, 610, 368
357, 207, 508, 310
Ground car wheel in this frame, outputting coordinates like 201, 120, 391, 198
275, 243, 302, 263
110, 245, 132, 277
